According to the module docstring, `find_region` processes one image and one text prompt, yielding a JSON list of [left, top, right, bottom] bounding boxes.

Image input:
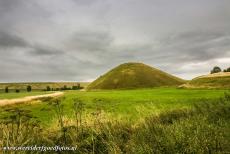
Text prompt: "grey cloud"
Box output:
[[68, 30, 113, 51], [0, 0, 229, 82], [72, 0, 98, 5], [156, 30, 230, 62], [29, 45, 64, 56], [163, 31, 229, 46], [0, 31, 63, 57], [0, 31, 28, 48]]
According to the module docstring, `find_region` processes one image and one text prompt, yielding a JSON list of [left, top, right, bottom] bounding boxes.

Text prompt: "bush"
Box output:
[[27, 85, 32, 92], [15, 89, 20, 93], [227, 67, 230, 72], [72, 83, 82, 90], [5, 87, 9, 93], [46, 86, 51, 91], [224, 67, 230, 72], [211, 66, 221, 74], [61, 85, 71, 91]]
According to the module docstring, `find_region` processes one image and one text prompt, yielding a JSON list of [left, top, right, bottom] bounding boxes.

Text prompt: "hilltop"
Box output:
[[87, 62, 185, 90]]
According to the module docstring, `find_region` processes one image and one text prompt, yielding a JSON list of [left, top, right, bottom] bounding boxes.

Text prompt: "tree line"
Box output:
[[4, 84, 82, 93], [46, 83, 82, 91], [210, 66, 230, 74]]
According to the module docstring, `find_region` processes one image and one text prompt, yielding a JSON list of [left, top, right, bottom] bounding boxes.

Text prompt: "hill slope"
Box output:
[[87, 62, 185, 90], [182, 72, 230, 89]]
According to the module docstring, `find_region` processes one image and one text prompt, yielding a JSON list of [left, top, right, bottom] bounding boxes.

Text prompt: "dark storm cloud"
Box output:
[[0, 31, 28, 48], [29, 45, 64, 56], [156, 30, 230, 62], [0, 31, 63, 57], [0, 0, 229, 82]]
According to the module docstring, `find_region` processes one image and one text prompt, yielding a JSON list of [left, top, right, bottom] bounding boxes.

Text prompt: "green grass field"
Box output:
[[0, 88, 228, 126], [0, 87, 230, 153]]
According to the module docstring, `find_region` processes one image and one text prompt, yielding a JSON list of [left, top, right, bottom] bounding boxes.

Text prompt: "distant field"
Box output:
[[0, 91, 53, 99], [0, 82, 90, 91], [0, 88, 227, 126]]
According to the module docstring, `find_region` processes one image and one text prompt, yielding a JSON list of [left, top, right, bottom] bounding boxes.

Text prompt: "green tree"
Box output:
[[16, 89, 20, 93], [27, 85, 32, 92], [72, 86, 77, 90], [72, 83, 81, 90], [46, 86, 51, 91], [5, 87, 9, 93], [227, 67, 230, 72], [211, 66, 221, 74], [77, 83, 81, 89]]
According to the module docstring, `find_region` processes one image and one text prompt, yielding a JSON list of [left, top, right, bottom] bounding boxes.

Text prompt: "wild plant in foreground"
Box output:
[[0, 108, 45, 149], [0, 94, 230, 153], [73, 98, 84, 133], [52, 98, 69, 145]]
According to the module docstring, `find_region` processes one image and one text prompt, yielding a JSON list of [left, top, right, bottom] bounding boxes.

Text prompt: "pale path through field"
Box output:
[[0, 92, 64, 106]]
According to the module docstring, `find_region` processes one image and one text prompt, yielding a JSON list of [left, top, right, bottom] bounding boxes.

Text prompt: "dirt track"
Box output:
[[0, 92, 64, 106]]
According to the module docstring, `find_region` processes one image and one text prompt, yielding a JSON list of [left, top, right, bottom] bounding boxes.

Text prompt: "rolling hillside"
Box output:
[[87, 62, 185, 90], [182, 72, 230, 89]]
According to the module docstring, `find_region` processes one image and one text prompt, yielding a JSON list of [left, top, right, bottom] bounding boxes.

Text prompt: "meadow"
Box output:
[[0, 88, 230, 153], [0, 88, 228, 125]]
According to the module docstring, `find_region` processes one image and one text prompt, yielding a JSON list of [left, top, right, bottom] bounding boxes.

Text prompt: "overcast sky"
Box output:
[[0, 0, 230, 82]]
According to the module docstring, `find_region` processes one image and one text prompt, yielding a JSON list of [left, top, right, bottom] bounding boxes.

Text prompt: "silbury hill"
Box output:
[[87, 62, 185, 90]]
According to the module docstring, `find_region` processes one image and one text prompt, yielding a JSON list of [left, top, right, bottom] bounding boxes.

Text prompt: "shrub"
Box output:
[[61, 85, 71, 90], [46, 86, 51, 91], [5, 87, 9, 93], [211, 66, 221, 74], [15, 89, 20, 93], [228, 67, 230, 72], [27, 85, 32, 92], [72, 83, 82, 90], [225, 67, 230, 72]]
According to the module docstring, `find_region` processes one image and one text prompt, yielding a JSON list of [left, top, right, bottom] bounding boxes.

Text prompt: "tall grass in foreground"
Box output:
[[1, 93, 230, 154]]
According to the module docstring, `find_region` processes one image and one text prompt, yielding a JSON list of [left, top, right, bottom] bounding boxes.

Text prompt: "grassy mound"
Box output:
[[87, 62, 185, 90], [183, 72, 230, 89]]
